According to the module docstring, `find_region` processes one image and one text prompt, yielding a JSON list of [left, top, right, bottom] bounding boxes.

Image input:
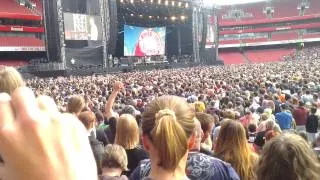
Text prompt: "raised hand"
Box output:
[[0, 87, 97, 180]]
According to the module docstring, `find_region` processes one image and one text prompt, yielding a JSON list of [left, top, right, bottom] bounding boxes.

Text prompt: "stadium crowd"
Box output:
[[1, 57, 320, 180]]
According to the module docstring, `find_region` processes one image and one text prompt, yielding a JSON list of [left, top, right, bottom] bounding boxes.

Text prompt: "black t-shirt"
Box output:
[[306, 114, 319, 133], [124, 146, 148, 177]]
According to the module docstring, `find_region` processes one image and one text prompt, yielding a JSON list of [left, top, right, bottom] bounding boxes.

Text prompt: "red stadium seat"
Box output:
[[245, 49, 295, 63], [219, 52, 246, 65], [0, 0, 34, 15], [29, 0, 43, 15], [304, 0, 320, 15], [271, 32, 298, 41], [272, 0, 300, 18], [0, 60, 28, 67], [0, 36, 44, 47], [303, 33, 320, 39]]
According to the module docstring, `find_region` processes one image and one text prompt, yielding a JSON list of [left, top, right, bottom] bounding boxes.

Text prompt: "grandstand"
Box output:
[[218, 0, 320, 65], [0, 0, 45, 67]]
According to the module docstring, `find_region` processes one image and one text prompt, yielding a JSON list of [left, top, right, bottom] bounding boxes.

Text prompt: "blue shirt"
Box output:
[[129, 151, 240, 180], [275, 111, 293, 130]]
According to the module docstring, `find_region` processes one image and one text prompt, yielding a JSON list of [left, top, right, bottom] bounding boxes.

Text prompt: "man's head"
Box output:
[[101, 144, 128, 173], [67, 95, 85, 116], [195, 112, 215, 142]]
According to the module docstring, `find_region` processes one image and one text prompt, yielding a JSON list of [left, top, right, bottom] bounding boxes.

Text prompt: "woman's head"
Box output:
[[257, 133, 320, 180], [78, 111, 96, 130], [0, 66, 24, 94], [115, 114, 139, 149], [67, 95, 85, 116], [142, 96, 195, 171], [215, 119, 257, 180]]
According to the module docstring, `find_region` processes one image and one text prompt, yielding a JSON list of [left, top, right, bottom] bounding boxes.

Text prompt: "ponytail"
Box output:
[[151, 109, 188, 170]]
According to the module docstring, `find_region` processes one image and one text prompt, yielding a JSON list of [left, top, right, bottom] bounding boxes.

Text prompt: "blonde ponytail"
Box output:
[[142, 96, 195, 171], [152, 109, 188, 170]]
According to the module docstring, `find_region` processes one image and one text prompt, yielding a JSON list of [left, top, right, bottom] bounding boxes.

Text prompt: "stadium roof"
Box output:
[[206, 0, 267, 6]]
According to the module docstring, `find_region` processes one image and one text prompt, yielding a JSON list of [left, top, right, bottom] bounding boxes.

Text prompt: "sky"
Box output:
[[203, 0, 267, 6]]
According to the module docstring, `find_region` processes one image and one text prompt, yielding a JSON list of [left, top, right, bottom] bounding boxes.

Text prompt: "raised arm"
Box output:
[[104, 81, 124, 119]]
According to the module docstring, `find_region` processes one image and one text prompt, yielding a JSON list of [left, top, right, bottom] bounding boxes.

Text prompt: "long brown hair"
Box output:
[[214, 119, 257, 180], [142, 96, 195, 171], [256, 133, 320, 180]]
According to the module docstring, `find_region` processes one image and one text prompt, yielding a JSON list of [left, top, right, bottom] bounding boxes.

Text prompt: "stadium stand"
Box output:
[[304, 0, 320, 15], [0, 36, 44, 47], [0, 60, 28, 67], [303, 33, 320, 39], [29, 0, 43, 15], [271, 31, 299, 41], [0, 0, 40, 20], [219, 52, 246, 65], [245, 49, 295, 63], [272, 0, 300, 18]]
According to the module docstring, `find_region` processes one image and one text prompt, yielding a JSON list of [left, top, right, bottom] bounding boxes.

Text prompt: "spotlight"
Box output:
[[158, 0, 161, 4], [165, 0, 168, 6], [171, 16, 176, 21], [149, 15, 152, 19], [178, 2, 182, 7], [181, 15, 185, 20], [120, 0, 124, 3], [139, 14, 143, 17], [141, 0, 144, 1], [130, 0, 134, 3], [185, 3, 189, 8], [164, 17, 168, 20], [130, 13, 134, 16], [171, 1, 175, 6], [150, 0, 153, 3]]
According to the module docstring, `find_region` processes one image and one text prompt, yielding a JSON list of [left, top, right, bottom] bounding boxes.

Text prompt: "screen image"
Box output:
[[124, 25, 166, 56], [64, 13, 102, 41]]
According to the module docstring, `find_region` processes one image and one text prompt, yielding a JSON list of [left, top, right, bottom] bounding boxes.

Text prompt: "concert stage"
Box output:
[[23, 60, 224, 78]]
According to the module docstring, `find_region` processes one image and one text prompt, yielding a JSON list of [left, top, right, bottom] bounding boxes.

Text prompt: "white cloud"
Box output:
[[204, 0, 267, 6]]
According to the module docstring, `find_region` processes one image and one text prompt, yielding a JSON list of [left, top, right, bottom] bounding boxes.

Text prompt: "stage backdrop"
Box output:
[[124, 25, 166, 57]]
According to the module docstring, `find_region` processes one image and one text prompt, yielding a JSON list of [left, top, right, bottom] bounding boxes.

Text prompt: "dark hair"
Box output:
[[311, 106, 317, 114], [248, 123, 257, 133], [299, 100, 305, 107], [195, 112, 215, 133]]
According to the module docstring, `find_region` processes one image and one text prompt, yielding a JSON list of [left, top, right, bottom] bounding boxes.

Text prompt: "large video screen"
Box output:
[[64, 13, 102, 41], [124, 25, 166, 56]]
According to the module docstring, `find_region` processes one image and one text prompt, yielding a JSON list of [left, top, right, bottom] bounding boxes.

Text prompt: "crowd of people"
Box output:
[[1, 57, 320, 180], [282, 46, 320, 62]]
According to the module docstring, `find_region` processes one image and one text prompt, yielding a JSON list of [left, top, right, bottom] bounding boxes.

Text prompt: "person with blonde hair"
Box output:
[[214, 120, 258, 180], [256, 133, 320, 180], [0, 66, 24, 94], [68, 95, 85, 116], [100, 144, 129, 180], [141, 95, 195, 180], [115, 114, 147, 176], [130, 117, 240, 180]]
